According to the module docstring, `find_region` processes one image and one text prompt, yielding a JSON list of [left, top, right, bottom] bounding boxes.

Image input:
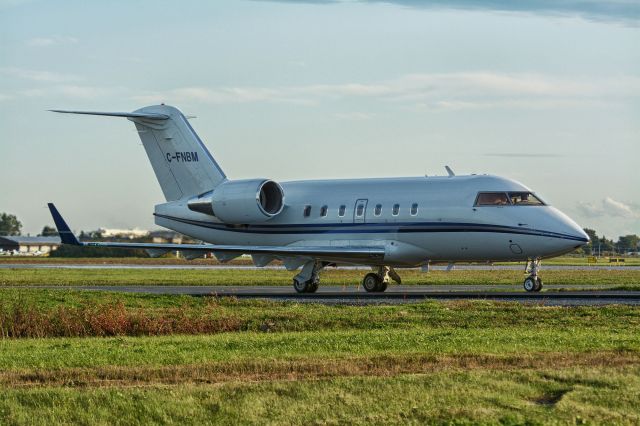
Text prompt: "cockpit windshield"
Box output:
[[475, 192, 545, 206], [508, 192, 545, 206], [475, 192, 510, 206]]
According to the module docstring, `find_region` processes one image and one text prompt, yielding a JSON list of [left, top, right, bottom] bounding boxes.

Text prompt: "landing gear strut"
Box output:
[[292, 261, 326, 293], [523, 258, 543, 292], [362, 266, 401, 293]]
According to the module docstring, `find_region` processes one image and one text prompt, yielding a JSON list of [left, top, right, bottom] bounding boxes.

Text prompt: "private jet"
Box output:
[[48, 104, 589, 293]]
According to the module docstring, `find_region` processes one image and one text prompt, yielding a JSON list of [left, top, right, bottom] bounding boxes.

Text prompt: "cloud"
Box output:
[[15, 84, 122, 100], [130, 72, 640, 110], [0, 67, 81, 82], [256, 0, 640, 26], [577, 197, 640, 219], [26, 35, 78, 47]]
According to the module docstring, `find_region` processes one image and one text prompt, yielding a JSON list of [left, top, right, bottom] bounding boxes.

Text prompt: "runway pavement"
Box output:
[[10, 285, 640, 306]]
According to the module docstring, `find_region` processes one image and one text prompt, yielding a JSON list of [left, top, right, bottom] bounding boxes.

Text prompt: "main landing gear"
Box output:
[[292, 261, 326, 293], [523, 258, 543, 292], [362, 266, 401, 293], [292, 263, 401, 294]]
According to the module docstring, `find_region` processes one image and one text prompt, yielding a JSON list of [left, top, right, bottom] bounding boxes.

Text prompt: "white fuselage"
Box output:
[[154, 174, 588, 267]]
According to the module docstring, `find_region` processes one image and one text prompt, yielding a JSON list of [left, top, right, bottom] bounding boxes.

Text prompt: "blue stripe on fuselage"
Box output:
[[153, 213, 589, 242]]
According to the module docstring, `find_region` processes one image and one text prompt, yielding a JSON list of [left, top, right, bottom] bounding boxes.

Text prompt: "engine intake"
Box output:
[[188, 179, 284, 224]]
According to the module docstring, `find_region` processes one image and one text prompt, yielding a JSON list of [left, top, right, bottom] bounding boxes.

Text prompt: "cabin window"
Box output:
[[374, 204, 382, 216], [338, 205, 346, 217], [320, 205, 328, 217], [356, 204, 365, 217], [303, 205, 312, 217], [392, 204, 400, 216], [475, 192, 510, 206], [508, 192, 545, 206], [410, 203, 418, 215]]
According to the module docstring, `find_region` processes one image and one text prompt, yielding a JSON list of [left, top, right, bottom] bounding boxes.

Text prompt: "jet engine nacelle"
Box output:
[[188, 179, 284, 224]]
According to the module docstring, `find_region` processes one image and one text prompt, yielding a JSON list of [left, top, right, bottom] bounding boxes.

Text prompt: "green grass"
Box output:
[[1, 326, 638, 370], [1, 268, 639, 424], [2, 368, 638, 425], [2, 288, 640, 334], [0, 294, 639, 369], [2, 267, 640, 288]]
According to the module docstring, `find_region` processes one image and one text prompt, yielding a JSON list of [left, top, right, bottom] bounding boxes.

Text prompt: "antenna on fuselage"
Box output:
[[445, 165, 455, 177]]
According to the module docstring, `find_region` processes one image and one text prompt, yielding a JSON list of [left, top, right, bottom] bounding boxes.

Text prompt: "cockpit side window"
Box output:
[[509, 192, 545, 206], [475, 192, 510, 206]]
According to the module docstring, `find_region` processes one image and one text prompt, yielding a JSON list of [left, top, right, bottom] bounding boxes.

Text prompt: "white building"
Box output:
[[0, 236, 61, 254]]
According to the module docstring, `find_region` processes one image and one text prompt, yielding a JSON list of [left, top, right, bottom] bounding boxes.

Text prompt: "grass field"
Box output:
[[0, 285, 639, 423], [1, 264, 639, 424], [2, 267, 640, 290]]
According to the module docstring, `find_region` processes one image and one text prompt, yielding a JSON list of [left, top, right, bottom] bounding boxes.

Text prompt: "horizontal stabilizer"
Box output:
[[49, 110, 169, 120]]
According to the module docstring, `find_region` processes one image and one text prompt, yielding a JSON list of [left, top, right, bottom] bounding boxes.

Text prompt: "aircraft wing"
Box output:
[[47, 203, 385, 264]]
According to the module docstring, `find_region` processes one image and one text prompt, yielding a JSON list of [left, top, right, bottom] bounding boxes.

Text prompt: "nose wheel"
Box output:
[[523, 259, 543, 292]]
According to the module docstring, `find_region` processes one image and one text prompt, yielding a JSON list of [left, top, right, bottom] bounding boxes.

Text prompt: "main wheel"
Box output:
[[293, 278, 318, 293], [307, 282, 319, 293], [523, 276, 536, 292], [363, 273, 383, 292]]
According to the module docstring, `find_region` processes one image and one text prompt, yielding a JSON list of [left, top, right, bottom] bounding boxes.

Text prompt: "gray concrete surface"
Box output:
[[8, 285, 640, 306]]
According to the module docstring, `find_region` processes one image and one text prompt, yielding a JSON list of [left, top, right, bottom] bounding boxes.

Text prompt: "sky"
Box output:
[[0, 0, 638, 238]]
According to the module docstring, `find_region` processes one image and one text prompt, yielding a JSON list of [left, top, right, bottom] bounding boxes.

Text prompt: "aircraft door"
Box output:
[[354, 199, 368, 223]]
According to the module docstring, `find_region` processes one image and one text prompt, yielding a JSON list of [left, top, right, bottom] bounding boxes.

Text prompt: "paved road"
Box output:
[[1, 264, 638, 271], [10, 285, 640, 306]]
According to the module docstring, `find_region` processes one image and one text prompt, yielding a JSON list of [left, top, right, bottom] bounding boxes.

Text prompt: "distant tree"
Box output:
[[0, 213, 22, 236], [582, 228, 598, 255], [39, 225, 58, 237], [599, 235, 615, 254], [616, 234, 640, 253]]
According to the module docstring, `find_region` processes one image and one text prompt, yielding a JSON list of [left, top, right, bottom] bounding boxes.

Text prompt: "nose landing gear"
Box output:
[[523, 258, 543, 292]]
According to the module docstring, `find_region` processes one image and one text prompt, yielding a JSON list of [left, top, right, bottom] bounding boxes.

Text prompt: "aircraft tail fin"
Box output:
[[51, 105, 226, 201], [47, 203, 80, 245]]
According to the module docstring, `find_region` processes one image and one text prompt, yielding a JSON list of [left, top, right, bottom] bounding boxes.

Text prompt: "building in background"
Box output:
[[149, 230, 184, 244], [0, 236, 61, 255], [92, 228, 150, 239]]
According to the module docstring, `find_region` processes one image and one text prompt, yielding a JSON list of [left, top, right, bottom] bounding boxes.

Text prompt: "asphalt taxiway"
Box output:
[[10, 285, 640, 306]]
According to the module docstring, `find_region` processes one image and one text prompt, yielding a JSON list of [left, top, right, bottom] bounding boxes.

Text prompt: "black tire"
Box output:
[[293, 278, 309, 293], [377, 281, 388, 292], [293, 278, 319, 293], [534, 277, 543, 292], [363, 273, 382, 292], [523, 277, 536, 292]]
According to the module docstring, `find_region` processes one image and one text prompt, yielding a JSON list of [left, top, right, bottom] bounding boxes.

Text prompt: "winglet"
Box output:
[[47, 203, 81, 245], [445, 165, 455, 177]]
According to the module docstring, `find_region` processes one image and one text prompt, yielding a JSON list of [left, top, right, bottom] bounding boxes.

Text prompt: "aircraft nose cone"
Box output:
[[579, 227, 590, 243], [560, 213, 589, 245], [571, 225, 590, 244]]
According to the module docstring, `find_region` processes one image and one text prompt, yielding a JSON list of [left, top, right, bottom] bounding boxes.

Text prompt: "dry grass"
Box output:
[[0, 300, 242, 338]]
